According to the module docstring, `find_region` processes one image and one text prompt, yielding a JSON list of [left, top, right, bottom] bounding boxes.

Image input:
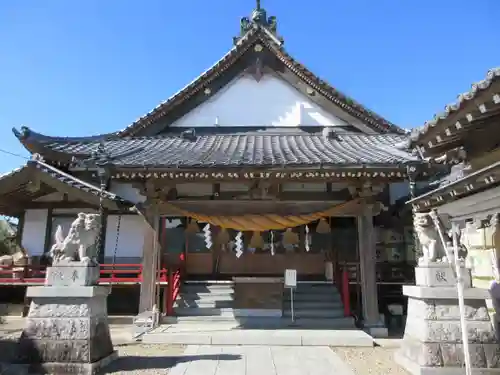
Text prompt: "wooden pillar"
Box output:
[[357, 203, 388, 336], [98, 209, 108, 264], [138, 201, 160, 313]]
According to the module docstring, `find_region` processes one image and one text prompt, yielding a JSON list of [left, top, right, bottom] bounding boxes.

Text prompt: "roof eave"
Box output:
[[408, 159, 500, 209], [12, 126, 112, 163], [410, 67, 500, 149]]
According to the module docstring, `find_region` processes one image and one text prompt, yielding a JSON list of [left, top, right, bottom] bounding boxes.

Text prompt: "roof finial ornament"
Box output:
[[233, 0, 283, 45]]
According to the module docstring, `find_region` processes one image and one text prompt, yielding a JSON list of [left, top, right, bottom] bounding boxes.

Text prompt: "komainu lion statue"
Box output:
[[49, 213, 101, 265], [414, 212, 448, 265]]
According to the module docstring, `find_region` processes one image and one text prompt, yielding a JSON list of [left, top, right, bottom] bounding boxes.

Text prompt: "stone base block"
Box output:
[[16, 285, 116, 372], [26, 285, 111, 299], [365, 326, 389, 338], [45, 264, 99, 287], [403, 285, 491, 300], [398, 278, 500, 375], [415, 264, 471, 288], [397, 337, 500, 368], [8, 351, 117, 375], [395, 351, 500, 375]]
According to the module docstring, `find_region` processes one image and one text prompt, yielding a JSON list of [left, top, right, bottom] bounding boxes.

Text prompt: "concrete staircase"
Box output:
[[164, 281, 355, 329], [283, 282, 356, 329], [169, 282, 237, 321], [144, 281, 370, 346]]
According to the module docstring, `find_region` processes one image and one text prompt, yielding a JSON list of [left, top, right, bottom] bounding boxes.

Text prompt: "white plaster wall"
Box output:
[[109, 182, 146, 204], [22, 209, 48, 256], [171, 73, 355, 129], [104, 215, 145, 259]]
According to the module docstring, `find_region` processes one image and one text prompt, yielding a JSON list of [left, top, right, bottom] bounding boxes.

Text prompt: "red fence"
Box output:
[[165, 268, 182, 315], [0, 264, 168, 285]]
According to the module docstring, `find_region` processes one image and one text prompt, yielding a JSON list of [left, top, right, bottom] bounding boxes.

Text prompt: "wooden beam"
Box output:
[[34, 171, 120, 210], [157, 200, 364, 217], [138, 200, 160, 313], [43, 208, 54, 254], [173, 190, 352, 202], [16, 212, 25, 246], [112, 170, 409, 185]]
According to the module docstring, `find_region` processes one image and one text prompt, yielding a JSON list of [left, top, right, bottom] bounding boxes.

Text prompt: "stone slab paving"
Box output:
[[143, 323, 373, 347], [169, 344, 355, 375]]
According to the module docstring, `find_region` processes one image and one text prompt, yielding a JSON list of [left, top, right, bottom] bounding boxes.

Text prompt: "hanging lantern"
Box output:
[[283, 228, 299, 246], [186, 219, 199, 234], [316, 218, 330, 234], [249, 231, 264, 249]]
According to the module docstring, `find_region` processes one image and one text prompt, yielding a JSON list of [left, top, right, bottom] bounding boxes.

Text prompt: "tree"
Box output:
[[0, 219, 17, 256]]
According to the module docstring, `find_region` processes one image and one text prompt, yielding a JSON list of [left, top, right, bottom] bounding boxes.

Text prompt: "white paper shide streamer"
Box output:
[[235, 231, 243, 258]]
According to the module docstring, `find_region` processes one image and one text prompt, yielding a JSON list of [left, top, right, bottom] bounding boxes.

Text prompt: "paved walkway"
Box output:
[[169, 345, 355, 375], [144, 323, 373, 346]]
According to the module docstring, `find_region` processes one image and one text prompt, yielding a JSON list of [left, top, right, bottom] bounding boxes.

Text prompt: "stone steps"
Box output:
[[283, 301, 343, 309], [175, 293, 235, 301], [161, 315, 356, 329], [173, 282, 236, 317], [284, 292, 341, 302], [174, 300, 234, 309], [180, 284, 235, 293], [282, 282, 349, 327], [283, 308, 345, 319], [171, 281, 353, 330], [174, 307, 238, 317]]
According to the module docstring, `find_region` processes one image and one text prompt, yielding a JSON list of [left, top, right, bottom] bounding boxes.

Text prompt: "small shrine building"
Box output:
[[409, 67, 500, 290]]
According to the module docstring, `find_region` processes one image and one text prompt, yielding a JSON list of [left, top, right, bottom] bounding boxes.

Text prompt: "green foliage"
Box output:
[[0, 220, 17, 255]]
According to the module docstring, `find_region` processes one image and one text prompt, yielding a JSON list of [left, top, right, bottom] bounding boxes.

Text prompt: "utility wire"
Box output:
[[0, 148, 30, 160]]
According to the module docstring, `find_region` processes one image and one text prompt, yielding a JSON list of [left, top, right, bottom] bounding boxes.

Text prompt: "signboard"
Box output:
[[284, 269, 297, 288]]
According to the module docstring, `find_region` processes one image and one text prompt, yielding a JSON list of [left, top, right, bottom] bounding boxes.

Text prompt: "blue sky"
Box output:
[[0, 0, 499, 174]]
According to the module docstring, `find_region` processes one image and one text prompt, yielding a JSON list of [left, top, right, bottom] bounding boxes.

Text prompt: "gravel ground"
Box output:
[[332, 346, 410, 375], [99, 343, 186, 374], [0, 325, 186, 375]]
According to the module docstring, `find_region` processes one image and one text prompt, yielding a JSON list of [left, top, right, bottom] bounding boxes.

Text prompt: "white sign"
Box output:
[[285, 269, 297, 288]]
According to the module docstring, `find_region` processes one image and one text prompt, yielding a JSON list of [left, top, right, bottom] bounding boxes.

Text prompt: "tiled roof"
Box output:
[[411, 67, 500, 144], [428, 164, 469, 189], [0, 165, 28, 181], [408, 160, 500, 210], [0, 159, 133, 215], [116, 24, 405, 136], [29, 159, 130, 204], [21, 128, 418, 168]]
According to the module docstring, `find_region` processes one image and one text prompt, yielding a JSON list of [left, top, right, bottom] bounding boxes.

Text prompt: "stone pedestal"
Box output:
[[395, 263, 500, 375], [14, 263, 117, 374]]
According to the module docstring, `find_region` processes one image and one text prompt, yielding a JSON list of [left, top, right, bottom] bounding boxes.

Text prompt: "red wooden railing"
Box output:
[[335, 263, 351, 317], [0, 264, 46, 284], [0, 264, 168, 284], [165, 268, 182, 316]]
